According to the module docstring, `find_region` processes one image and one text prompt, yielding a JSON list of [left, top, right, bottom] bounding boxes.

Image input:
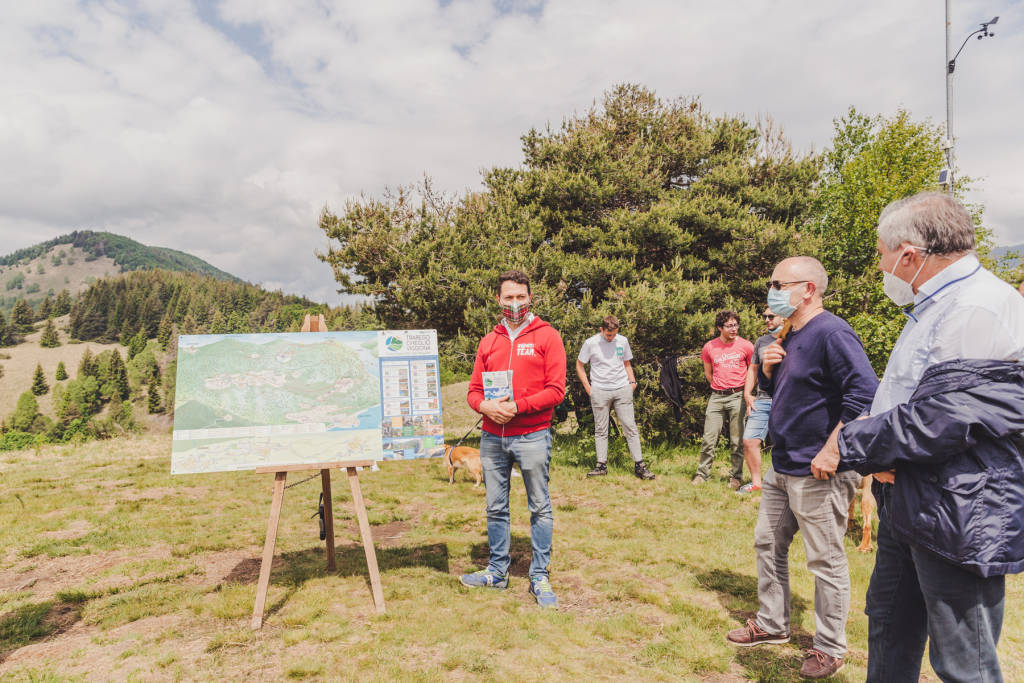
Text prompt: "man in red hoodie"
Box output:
[[462, 270, 567, 608]]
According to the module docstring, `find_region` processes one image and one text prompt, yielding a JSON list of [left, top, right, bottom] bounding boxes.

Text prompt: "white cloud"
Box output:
[[1, 0, 1021, 306]]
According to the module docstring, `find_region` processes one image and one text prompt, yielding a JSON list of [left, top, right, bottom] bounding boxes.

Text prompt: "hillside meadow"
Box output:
[[0, 247, 119, 316], [0, 317, 123, 419], [2, 423, 1021, 681]]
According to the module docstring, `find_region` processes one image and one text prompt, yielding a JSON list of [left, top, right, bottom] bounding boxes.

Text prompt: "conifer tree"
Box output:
[[0, 311, 10, 346], [31, 363, 49, 396], [56, 361, 68, 381], [119, 317, 135, 345], [11, 299, 34, 331], [147, 375, 163, 413], [209, 309, 227, 334], [39, 319, 60, 348], [128, 329, 147, 360], [54, 289, 72, 316], [157, 314, 173, 350], [78, 347, 97, 378], [108, 350, 130, 401], [39, 295, 53, 319]]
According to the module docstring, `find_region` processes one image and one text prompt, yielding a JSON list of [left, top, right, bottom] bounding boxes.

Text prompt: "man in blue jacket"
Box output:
[[835, 192, 1024, 682], [726, 256, 878, 679]]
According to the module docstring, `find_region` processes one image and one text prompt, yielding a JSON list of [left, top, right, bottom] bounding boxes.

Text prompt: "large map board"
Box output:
[[171, 330, 445, 474]]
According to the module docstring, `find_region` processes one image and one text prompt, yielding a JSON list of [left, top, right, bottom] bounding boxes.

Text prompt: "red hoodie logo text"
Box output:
[[517, 343, 535, 356]]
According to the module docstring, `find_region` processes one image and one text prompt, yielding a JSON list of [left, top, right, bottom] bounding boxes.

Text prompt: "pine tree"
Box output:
[[78, 347, 97, 378], [108, 350, 130, 401], [0, 311, 10, 346], [119, 317, 135, 345], [11, 299, 34, 331], [39, 319, 60, 348], [209, 310, 226, 334], [128, 329, 147, 361], [31, 363, 49, 396], [39, 296, 53, 320], [54, 289, 72, 316], [147, 375, 163, 413], [157, 314, 173, 350], [56, 361, 68, 381]]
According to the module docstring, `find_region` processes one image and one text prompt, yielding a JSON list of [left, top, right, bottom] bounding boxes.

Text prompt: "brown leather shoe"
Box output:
[[799, 649, 844, 678], [726, 619, 790, 646]]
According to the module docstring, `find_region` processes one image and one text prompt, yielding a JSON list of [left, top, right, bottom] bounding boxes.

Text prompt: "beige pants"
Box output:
[[753, 467, 860, 658]]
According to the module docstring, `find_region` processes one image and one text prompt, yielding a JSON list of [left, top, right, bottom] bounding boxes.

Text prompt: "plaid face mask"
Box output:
[[501, 300, 531, 326]]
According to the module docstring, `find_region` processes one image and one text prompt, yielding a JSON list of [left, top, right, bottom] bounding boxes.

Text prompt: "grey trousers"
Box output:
[[697, 390, 745, 480], [590, 385, 643, 463], [753, 467, 860, 658]]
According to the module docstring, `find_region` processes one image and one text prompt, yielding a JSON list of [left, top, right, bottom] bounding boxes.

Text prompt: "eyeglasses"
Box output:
[[722, 323, 739, 329], [763, 314, 778, 321], [766, 279, 809, 291]]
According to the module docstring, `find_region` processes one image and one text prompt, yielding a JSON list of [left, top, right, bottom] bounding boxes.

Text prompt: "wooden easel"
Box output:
[[249, 314, 385, 630]]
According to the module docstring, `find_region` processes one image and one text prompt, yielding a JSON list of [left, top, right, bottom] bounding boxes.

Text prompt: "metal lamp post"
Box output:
[[943, 5, 998, 195]]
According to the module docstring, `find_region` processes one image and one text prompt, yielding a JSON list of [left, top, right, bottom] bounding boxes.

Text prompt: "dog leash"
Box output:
[[450, 417, 483, 450]]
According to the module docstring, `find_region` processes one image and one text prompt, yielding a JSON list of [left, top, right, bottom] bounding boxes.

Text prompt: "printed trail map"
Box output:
[[171, 332, 382, 474]]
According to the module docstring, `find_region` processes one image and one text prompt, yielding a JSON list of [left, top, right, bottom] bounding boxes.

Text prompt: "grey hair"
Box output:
[[877, 192, 975, 254]]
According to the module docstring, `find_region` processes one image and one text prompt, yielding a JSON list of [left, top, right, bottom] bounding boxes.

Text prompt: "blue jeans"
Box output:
[[866, 484, 1005, 682], [480, 429, 553, 579]]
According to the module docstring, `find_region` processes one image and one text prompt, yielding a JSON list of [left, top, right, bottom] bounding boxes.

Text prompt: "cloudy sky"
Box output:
[[2, 1, 1020, 304]]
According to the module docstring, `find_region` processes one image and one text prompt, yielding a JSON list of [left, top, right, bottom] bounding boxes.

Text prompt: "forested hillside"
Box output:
[[0, 231, 241, 318], [68, 269, 378, 344], [0, 231, 239, 281]]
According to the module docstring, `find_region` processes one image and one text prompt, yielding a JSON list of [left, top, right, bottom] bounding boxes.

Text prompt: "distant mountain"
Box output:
[[0, 231, 241, 314]]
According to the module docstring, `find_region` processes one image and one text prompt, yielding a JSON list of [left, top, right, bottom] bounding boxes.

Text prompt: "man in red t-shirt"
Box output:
[[694, 310, 754, 487]]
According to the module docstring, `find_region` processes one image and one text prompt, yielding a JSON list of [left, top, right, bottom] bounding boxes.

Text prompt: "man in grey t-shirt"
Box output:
[[576, 316, 654, 480], [738, 307, 783, 494]]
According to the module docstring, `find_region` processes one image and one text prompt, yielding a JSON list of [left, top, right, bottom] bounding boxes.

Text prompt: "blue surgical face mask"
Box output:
[[769, 324, 783, 335], [766, 286, 799, 318]]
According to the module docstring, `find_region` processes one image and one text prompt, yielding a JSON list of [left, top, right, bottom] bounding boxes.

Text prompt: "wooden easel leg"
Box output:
[[251, 471, 287, 630], [347, 467, 386, 614], [321, 469, 336, 571]]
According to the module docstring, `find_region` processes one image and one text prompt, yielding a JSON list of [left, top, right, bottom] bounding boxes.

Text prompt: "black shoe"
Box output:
[[587, 463, 608, 477], [634, 461, 655, 480]]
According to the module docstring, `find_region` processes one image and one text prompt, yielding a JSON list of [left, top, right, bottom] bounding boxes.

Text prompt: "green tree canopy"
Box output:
[[804, 107, 992, 372], [11, 392, 40, 432], [319, 84, 820, 435]]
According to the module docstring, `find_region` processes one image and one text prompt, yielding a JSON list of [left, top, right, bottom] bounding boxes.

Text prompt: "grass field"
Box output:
[[1, 429, 1021, 681]]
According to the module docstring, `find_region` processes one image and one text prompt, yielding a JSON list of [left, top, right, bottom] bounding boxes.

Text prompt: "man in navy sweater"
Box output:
[[726, 256, 878, 679]]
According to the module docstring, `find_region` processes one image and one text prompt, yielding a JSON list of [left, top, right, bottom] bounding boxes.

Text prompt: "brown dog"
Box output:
[[848, 474, 877, 552], [444, 445, 483, 487]]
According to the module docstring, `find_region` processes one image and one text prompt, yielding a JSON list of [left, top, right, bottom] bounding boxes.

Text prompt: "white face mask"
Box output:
[[882, 245, 929, 307]]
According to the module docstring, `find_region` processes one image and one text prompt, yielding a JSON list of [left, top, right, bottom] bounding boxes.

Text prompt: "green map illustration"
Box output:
[[171, 332, 383, 473]]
